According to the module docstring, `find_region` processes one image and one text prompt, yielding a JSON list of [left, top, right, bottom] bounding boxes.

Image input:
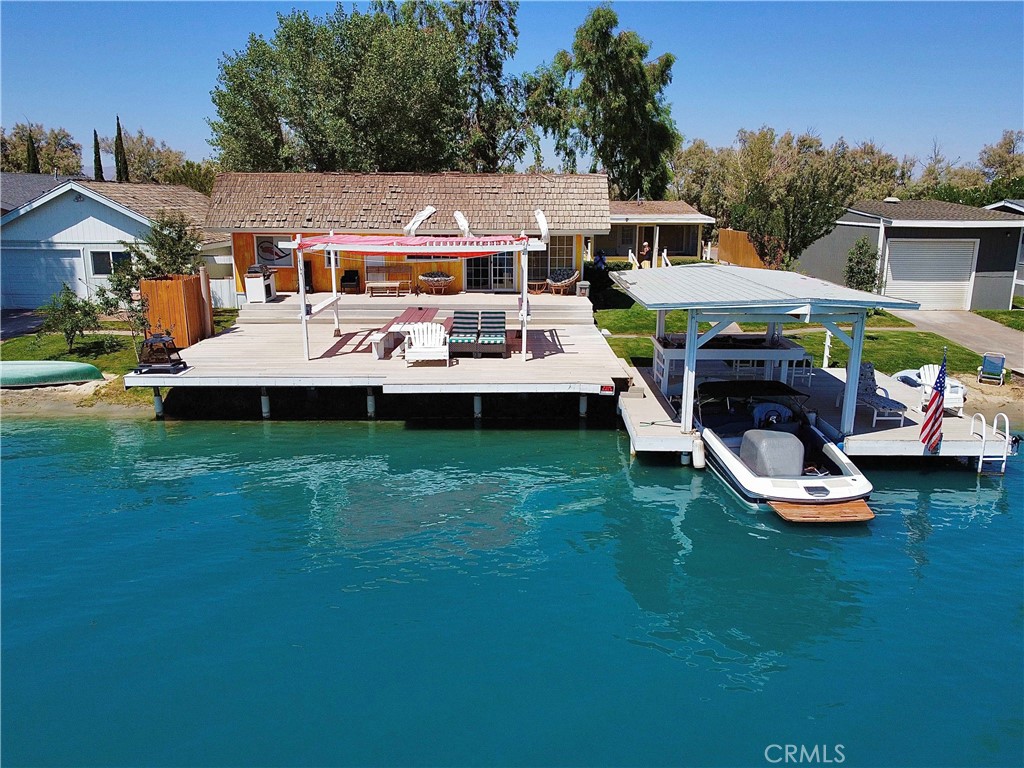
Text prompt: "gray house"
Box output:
[[797, 199, 1024, 310]]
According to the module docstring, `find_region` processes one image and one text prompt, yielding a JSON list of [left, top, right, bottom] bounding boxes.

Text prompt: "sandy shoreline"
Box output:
[[2, 375, 1021, 430]]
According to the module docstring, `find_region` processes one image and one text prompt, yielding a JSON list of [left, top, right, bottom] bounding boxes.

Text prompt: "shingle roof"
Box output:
[[78, 181, 221, 243], [609, 199, 715, 224], [849, 199, 1024, 223], [1, 172, 86, 213], [206, 172, 611, 234]]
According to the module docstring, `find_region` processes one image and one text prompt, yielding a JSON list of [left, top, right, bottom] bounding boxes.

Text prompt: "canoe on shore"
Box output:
[[0, 361, 104, 388]]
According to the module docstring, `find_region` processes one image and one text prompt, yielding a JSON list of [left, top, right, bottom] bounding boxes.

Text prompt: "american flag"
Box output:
[[920, 350, 947, 453]]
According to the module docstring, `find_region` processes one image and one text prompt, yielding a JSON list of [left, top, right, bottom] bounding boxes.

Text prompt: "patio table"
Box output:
[[369, 307, 439, 359]]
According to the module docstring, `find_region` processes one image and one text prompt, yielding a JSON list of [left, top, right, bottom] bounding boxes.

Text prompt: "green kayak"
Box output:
[[0, 361, 105, 388]]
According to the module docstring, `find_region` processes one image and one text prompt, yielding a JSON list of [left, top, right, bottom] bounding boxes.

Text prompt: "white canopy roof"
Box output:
[[611, 263, 920, 313]]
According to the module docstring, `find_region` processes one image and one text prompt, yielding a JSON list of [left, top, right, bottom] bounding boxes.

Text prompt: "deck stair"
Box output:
[[236, 292, 596, 327], [970, 413, 1015, 474]]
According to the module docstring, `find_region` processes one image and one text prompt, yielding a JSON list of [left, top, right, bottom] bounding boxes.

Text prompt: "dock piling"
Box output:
[[260, 387, 270, 419], [152, 387, 164, 419], [366, 387, 376, 419]]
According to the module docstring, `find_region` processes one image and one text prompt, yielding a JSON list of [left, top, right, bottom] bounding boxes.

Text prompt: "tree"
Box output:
[[668, 138, 731, 237], [729, 128, 855, 270], [844, 236, 879, 293], [0, 122, 82, 175], [114, 116, 129, 182], [848, 141, 914, 201], [162, 160, 219, 196], [979, 129, 1024, 182], [37, 284, 100, 353], [526, 5, 678, 199], [26, 131, 40, 174], [101, 125, 185, 183], [93, 130, 105, 181]]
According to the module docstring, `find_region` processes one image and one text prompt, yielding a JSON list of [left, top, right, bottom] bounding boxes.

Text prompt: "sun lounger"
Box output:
[[476, 311, 509, 358], [838, 362, 907, 427], [449, 310, 479, 357]]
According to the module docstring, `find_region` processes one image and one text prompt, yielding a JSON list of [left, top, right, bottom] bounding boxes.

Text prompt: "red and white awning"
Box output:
[[294, 233, 529, 257]]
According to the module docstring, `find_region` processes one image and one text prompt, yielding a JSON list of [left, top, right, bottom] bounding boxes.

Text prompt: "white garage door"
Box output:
[[1, 249, 86, 309], [884, 239, 977, 310]]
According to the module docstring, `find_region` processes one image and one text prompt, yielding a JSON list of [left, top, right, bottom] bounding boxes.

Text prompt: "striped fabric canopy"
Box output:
[[294, 234, 529, 257]]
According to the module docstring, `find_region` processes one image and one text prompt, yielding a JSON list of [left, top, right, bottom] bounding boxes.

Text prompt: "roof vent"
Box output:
[[883, 196, 901, 203]]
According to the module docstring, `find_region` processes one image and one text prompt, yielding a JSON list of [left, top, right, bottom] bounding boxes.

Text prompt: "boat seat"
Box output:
[[740, 429, 804, 477]]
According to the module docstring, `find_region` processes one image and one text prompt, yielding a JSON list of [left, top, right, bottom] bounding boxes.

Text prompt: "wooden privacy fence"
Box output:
[[140, 274, 211, 348], [717, 228, 764, 269]]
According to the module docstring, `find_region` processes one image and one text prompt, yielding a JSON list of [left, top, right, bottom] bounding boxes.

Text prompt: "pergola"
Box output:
[[611, 263, 919, 436], [283, 231, 538, 360]]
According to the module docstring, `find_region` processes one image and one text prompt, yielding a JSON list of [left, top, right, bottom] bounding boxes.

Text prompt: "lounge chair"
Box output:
[[546, 269, 580, 295], [977, 352, 1006, 385], [476, 311, 509, 358], [449, 310, 479, 357], [918, 364, 966, 416], [837, 362, 907, 427], [402, 322, 449, 367]]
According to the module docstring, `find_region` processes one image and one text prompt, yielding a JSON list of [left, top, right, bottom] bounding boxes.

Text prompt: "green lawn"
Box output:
[[973, 308, 1024, 332], [737, 310, 913, 333], [595, 305, 711, 335]]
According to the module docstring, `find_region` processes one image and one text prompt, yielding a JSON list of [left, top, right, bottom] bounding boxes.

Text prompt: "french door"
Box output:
[[466, 253, 516, 291]]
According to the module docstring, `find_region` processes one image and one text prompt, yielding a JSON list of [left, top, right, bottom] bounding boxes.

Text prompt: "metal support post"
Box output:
[[473, 394, 483, 419], [260, 387, 270, 419], [152, 387, 164, 419], [367, 387, 376, 419], [579, 394, 588, 418]]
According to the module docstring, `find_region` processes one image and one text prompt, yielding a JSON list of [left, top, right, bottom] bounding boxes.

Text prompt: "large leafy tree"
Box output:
[[0, 122, 82, 175], [162, 160, 219, 196], [526, 4, 678, 199], [848, 141, 914, 201], [668, 138, 732, 236], [208, 2, 519, 173], [978, 129, 1024, 182], [101, 124, 185, 183], [729, 128, 855, 270]]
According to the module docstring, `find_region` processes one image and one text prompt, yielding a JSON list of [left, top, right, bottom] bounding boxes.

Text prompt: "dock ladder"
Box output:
[[969, 413, 1016, 474]]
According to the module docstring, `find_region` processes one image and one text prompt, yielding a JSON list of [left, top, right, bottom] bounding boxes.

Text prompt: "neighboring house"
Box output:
[[0, 180, 233, 309], [796, 199, 1024, 310], [206, 172, 611, 296], [985, 200, 1024, 296], [594, 200, 715, 261], [1, 172, 87, 215]]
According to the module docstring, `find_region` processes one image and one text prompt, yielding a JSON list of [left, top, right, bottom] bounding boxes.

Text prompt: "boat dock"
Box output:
[[618, 363, 1015, 469], [123, 292, 631, 418]]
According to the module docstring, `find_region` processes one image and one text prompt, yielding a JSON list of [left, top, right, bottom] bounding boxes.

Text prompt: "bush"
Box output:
[[845, 236, 880, 292], [37, 284, 101, 353]]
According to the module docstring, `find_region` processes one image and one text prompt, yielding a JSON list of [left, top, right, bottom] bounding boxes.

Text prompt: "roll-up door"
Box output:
[[884, 239, 977, 310], [1, 249, 85, 309]]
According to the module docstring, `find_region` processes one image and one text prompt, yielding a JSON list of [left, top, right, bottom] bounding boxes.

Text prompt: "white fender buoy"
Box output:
[[692, 438, 706, 470]]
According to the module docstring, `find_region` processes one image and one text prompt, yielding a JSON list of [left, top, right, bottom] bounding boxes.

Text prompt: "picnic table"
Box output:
[[368, 307, 440, 359]]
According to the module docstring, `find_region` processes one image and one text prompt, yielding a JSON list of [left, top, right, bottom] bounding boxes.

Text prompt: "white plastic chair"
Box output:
[[918, 364, 965, 416], [402, 322, 449, 367]]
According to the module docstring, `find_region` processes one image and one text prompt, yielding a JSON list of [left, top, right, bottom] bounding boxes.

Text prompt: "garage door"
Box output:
[[1, 249, 85, 309], [884, 239, 977, 310]]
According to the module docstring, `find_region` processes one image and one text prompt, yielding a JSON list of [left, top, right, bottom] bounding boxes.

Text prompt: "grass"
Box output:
[[973, 307, 1024, 332], [605, 336, 654, 367], [737, 310, 914, 332], [595, 305, 711, 335], [796, 331, 981, 375]]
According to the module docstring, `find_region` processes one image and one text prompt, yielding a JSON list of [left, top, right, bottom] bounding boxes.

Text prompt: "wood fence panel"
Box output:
[[140, 274, 207, 348], [718, 228, 764, 269]]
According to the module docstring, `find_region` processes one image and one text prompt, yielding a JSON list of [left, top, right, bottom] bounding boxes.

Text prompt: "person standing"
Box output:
[[639, 241, 652, 267]]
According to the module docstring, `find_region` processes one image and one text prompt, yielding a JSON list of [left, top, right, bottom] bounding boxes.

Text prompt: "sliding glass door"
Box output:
[[466, 253, 516, 291]]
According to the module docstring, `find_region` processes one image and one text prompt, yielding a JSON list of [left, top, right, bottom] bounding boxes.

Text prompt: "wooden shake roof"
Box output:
[[206, 172, 611, 234]]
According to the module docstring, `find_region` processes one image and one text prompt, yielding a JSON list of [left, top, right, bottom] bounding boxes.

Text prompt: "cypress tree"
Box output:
[[93, 129, 105, 181], [114, 116, 129, 182], [26, 131, 41, 174]]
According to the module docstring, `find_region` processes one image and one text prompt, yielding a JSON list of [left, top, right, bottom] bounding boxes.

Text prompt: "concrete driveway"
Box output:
[[890, 310, 1023, 375]]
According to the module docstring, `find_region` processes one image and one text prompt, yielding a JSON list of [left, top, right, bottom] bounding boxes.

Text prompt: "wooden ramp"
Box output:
[[768, 499, 875, 524]]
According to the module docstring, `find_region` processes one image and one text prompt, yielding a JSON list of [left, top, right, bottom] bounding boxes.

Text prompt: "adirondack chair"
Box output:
[[476, 311, 509, 358], [837, 363, 907, 427], [448, 310, 479, 357], [402, 322, 449, 366], [918, 364, 966, 416], [977, 352, 1006, 385]]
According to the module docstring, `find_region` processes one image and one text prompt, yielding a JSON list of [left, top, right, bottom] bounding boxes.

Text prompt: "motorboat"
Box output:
[[694, 380, 874, 523]]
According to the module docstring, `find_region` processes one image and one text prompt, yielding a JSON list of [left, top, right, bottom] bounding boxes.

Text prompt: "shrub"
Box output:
[[37, 284, 101, 353], [844, 236, 880, 292]]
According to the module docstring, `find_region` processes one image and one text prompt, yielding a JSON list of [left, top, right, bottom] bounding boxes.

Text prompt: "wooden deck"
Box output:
[[768, 499, 875, 523]]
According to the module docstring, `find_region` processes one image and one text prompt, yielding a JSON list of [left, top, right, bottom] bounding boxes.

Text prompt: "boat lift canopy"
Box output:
[[283, 232, 535, 361], [611, 263, 920, 436]]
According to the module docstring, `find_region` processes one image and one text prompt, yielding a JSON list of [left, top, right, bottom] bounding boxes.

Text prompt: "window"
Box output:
[[91, 250, 129, 276], [620, 227, 635, 246], [527, 236, 575, 280]]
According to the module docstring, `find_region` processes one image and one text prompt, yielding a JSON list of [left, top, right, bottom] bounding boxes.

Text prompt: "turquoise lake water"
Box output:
[[2, 419, 1021, 767]]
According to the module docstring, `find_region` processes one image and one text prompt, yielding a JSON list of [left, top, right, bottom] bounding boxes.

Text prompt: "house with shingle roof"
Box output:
[[0, 172, 88, 215], [206, 171, 611, 296], [0, 180, 232, 309], [594, 200, 715, 263], [796, 198, 1024, 310]]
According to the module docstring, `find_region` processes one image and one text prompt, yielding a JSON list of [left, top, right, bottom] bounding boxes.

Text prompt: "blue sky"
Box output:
[[2, 1, 1021, 176]]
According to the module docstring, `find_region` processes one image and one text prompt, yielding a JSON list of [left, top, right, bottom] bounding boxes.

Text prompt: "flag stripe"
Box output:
[[920, 353, 946, 453]]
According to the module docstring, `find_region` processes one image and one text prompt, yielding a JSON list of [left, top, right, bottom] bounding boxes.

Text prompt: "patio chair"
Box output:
[[546, 269, 580, 295], [449, 310, 479, 357], [918, 364, 965, 416], [845, 362, 907, 427], [476, 311, 509, 358], [977, 352, 1006, 385], [402, 322, 449, 367], [339, 270, 360, 294]]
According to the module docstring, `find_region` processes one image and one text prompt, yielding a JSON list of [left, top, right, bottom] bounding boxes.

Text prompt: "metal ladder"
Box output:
[[969, 412, 1015, 474]]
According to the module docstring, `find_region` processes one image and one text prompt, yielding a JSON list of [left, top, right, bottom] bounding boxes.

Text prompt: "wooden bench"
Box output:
[[366, 280, 401, 297], [365, 265, 412, 296]]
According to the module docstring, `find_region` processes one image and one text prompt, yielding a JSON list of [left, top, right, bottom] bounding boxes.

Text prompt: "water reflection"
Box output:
[[606, 448, 867, 690]]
